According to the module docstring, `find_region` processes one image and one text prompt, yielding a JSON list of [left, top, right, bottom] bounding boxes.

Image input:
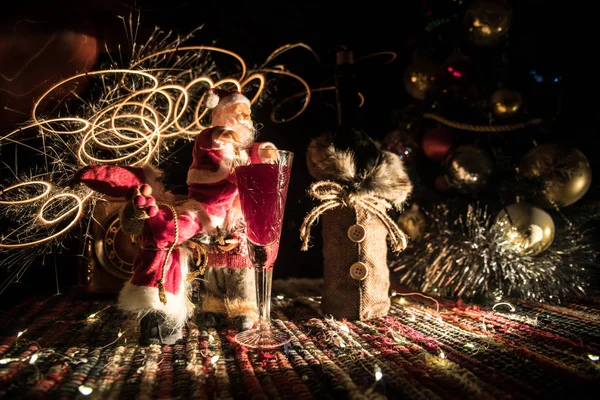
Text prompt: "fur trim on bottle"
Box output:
[[306, 133, 413, 208]]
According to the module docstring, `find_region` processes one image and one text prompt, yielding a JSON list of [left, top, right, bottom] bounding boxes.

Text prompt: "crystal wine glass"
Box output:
[[234, 148, 293, 349]]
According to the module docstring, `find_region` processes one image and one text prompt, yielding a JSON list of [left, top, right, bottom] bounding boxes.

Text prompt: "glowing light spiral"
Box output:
[[0, 23, 321, 287]]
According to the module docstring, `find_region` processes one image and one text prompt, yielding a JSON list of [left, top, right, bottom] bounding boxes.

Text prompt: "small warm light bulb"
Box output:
[[492, 302, 515, 312], [439, 351, 446, 359], [465, 343, 475, 349], [29, 353, 39, 364], [276, 295, 284, 300], [210, 355, 220, 364], [17, 330, 26, 338], [588, 354, 599, 361], [117, 332, 123, 338], [88, 313, 97, 319], [374, 365, 383, 381], [398, 297, 406, 305], [0, 358, 17, 365], [78, 385, 94, 395]]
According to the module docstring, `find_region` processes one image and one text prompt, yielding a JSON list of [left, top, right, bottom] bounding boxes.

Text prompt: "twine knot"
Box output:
[[299, 180, 409, 252]]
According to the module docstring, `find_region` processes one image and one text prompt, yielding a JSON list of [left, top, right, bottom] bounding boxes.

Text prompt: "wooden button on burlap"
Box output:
[[347, 224, 366, 243], [349, 262, 369, 280]]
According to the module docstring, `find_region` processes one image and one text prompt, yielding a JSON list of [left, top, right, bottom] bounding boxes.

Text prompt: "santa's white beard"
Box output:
[[224, 120, 256, 148]]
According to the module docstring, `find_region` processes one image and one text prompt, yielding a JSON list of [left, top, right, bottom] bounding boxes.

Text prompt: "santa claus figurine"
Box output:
[[185, 88, 276, 331], [73, 88, 276, 345]]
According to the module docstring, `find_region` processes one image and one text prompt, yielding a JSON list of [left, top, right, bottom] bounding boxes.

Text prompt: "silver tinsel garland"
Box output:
[[390, 203, 598, 303]]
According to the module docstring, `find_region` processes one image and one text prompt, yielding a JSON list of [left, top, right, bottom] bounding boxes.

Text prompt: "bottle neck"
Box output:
[[334, 49, 362, 130]]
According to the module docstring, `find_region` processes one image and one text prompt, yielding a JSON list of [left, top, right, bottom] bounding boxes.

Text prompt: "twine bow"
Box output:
[[299, 181, 409, 252]]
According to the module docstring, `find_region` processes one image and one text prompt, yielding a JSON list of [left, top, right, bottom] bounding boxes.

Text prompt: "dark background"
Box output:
[[0, 1, 595, 305]]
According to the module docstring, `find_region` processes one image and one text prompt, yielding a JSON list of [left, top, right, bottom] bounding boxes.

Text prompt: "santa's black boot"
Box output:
[[140, 313, 183, 345], [232, 315, 255, 331], [157, 315, 183, 345], [139, 314, 161, 346], [199, 312, 221, 328]]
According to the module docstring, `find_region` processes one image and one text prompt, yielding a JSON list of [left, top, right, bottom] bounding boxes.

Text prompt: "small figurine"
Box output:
[[74, 88, 275, 344], [187, 88, 276, 331]]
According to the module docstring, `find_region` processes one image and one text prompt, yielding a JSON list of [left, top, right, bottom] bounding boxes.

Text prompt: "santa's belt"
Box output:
[[138, 243, 247, 274], [139, 243, 244, 256], [139, 245, 183, 251]]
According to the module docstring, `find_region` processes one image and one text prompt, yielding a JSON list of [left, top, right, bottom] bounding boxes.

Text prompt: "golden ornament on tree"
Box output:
[[404, 57, 440, 100], [495, 203, 555, 256], [490, 88, 523, 118], [464, 0, 512, 46], [444, 145, 494, 193], [520, 144, 592, 208], [397, 204, 427, 241]]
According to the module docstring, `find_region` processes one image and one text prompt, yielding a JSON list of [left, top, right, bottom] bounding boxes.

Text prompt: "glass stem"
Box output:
[[255, 265, 272, 331]]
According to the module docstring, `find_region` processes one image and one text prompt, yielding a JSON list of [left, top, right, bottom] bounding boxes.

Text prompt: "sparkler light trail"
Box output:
[[0, 22, 320, 293]]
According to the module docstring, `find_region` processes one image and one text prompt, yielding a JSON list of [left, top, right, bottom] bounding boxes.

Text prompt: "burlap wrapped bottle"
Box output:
[[302, 134, 412, 321]]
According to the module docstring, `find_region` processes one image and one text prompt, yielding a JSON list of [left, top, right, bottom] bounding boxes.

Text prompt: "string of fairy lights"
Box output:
[[1, 291, 598, 396]]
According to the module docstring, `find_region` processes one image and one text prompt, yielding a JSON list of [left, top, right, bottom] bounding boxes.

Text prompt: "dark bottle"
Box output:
[[332, 47, 381, 175], [334, 48, 361, 130]]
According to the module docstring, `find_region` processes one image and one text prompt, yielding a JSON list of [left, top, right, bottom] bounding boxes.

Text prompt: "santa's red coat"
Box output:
[[130, 207, 202, 295]]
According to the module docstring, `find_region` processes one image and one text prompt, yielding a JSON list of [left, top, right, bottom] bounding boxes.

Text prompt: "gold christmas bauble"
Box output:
[[404, 59, 439, 100], [495, 203, 555, 256], [520, 144, 592, 208], [397, 204, 427, 241], [444, 145, 494, 193], [464, 0, 512, 46], [490, 88, 523, 118]]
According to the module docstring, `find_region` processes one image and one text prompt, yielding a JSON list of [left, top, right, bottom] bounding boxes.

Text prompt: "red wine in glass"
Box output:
[[234, 149, 293, 349]]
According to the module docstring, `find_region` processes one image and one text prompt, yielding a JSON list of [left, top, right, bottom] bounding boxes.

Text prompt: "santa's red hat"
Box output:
[[205, 88, 251, 110]]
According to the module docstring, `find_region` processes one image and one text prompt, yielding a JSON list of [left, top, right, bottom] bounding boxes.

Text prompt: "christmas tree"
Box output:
[[384, 0, 598, 303]]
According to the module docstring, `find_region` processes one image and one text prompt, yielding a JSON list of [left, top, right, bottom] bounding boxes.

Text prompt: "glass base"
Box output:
[[234, 328, 291, 349]]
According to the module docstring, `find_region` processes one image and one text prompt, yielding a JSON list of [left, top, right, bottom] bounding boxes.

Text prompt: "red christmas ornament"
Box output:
[[443, 53, 471, 82], [383, 129, 418, 163], [441, 53, 479, 100], [435, 175, 449, 192], [422, 127, 454, 161]]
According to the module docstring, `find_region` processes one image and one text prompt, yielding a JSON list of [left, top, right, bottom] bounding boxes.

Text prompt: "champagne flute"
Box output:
[[234, 148, 293, 349]]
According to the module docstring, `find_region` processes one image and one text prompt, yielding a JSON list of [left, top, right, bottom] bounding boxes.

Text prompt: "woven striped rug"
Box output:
[[0, 278, 599, 399]]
